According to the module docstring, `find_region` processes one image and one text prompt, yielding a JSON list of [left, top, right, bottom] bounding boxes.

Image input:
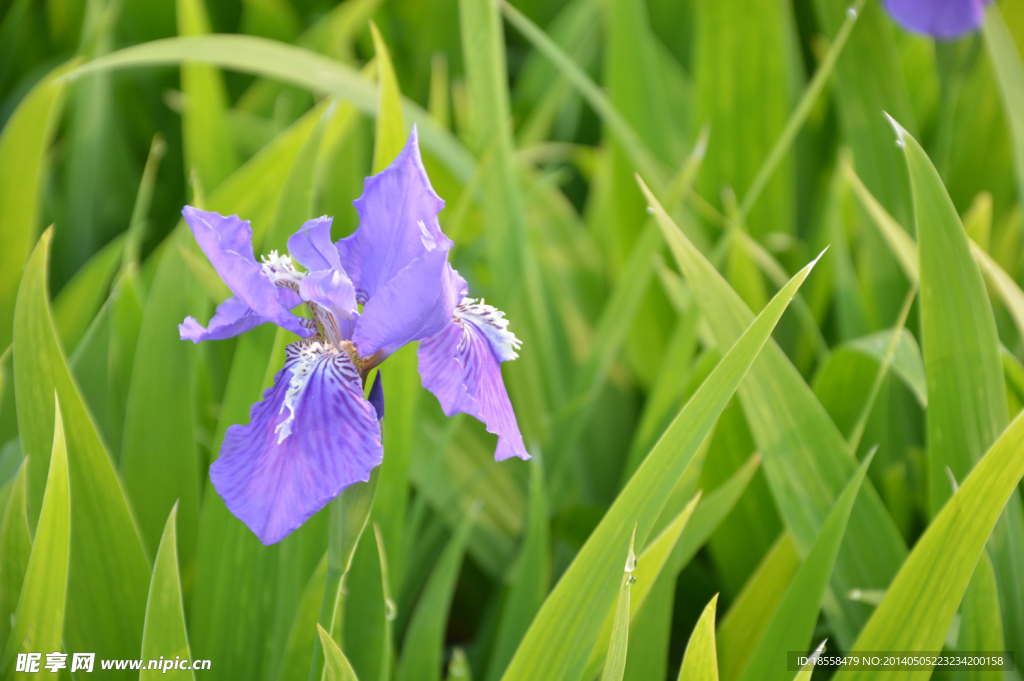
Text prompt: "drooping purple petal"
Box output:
[[210, 340, 383, 545], [884, 0, 992, 39], [352, 254, 466, 359], [180, 295, 269, 342], [182, 206, 314, 338], [337, 127, 449, 302], [418, 301, 528, 462]]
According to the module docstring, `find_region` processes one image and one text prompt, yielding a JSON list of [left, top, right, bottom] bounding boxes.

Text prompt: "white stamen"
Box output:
[[261, 250, 306, 286], [453, 298, 522, 362]]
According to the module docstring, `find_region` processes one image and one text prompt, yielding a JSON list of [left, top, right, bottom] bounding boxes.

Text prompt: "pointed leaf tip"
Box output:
[[883, 112, 908, 148]]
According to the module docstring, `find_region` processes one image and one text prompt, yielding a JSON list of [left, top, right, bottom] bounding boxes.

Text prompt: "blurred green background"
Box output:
[[3, 0, 1024, 679]]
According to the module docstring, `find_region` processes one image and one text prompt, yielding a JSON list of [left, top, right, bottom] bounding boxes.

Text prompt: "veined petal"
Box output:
[[180, 295, 269, 342], [287, 216, 341, 272], [299, 269, 358, 339], [352, 251, 466, 359], [337, 126, 450, 302], [884, 0, 991, 38], [418, 301, 527, 462], [182, 206, 313, 338], [210, 339, 383, 545]]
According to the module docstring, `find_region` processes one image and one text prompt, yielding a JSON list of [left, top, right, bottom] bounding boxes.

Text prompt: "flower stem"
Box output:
[[307, 468, 380, 681]]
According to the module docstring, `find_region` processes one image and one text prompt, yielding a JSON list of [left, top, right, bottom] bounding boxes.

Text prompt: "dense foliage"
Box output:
[[2, 0, 1024, 679]]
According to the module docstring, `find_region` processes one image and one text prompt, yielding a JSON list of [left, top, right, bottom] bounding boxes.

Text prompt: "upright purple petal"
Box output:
[[884, 0, 992, 38], [182, 206, 313, 338], [337, 127, 449, 301], [418, 300, 527, 462], [352, 255, 466, 359], [210, 340, 383, 545], [287, 216, 341, 272]]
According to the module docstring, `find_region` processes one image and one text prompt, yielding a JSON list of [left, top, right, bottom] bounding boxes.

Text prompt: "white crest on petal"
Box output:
[[261, 250, 306, 286], [274, 341, 357, 443], [454, 298, 522, 362]]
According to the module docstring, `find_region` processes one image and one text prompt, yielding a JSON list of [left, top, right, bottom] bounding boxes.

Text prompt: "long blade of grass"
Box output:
[[736, 450, 875, 681], [845, 407, 1024, 680], [600, 528, 637, 681], [70, 35, 474, 184], [676, 595, 719, 681], [644, 173, 906, 648], [983, 4, 1024, 204], [0, 398, 69, 676], [0, 460, 29, 649], [140, 504, 196, 681], [14, 230, 150, 675], [0, 60, 75, 351], [498, 177, 815, 681], [889, 114, 1024, 656], [738, 0, 864, 221]]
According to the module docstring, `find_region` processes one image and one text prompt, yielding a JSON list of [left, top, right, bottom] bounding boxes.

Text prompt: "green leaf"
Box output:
[[14, 229, 150, 673], [983, 4, 1024, 203], [0, 59, 75, 351], [0, 460, 30, 649], [52, 233, 125, 354], [72, 35, 475, 184], [69, 303, 113, 449], [460, 0, 559, 458], [584, 493, 702, 681], [499, 1, 667, 190], [621, 454, 760, 681], [1, 397, 69, 675], [812, 0, 915, 324], [498, 177, 813, 681], [120, 228, 200, 567], [107, 269, 145, 458], [846, 407, 1024, 680], [317, 624, 359, 681], [275, 552, 328, 681], [677, 595, 718, 681], [369, 22, 407, 173], [693, 0, 793, 238], [651, 166, 907, 647], [716, 533, 801, 681], [844, 329, 927, 408], [736, 451, 875, 681], [956, 552, 1003, 681], [177, 0, 239, 191], [140, 504, 196, 681], [396, 506, 478, 681], [792, 640, 826, 681], [487, 456, 551, 681], [890, 114, 1024, 656], [600, 528, 636, 681]]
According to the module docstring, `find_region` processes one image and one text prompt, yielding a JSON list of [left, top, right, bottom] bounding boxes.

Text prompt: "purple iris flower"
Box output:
[[884, 0, 993, 39], [179, 127, 528, 545]]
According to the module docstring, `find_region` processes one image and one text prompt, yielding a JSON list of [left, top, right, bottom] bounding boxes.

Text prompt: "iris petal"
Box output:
[[884, 0, 991, 38], [287, 216, 342, 272], [337, 126, 449, 302], [182, 206, 314, 338], [418, 307, 528, 462], [353, 255, 466, 359], [210, 340, 383, 545], [180, 296, 267, 342]]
